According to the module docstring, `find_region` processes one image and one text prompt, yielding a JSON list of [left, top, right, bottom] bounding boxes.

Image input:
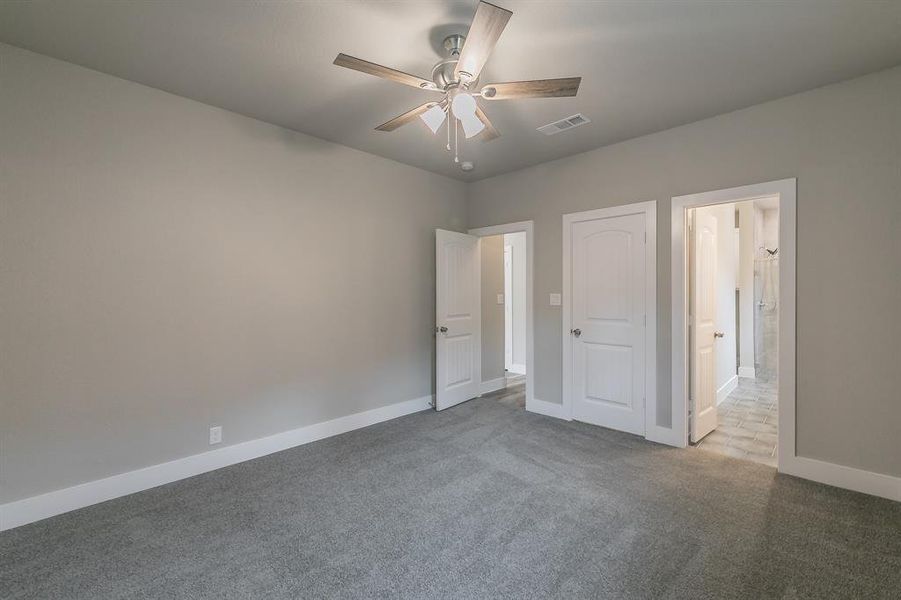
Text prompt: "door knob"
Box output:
[[438, 326, 448, 334], [571, 328, 581, 337], [714, 331, 725, 338]]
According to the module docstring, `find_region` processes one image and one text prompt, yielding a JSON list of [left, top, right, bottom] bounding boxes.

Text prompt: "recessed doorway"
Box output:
[[476, 230, 528, 408], [671, 179, 797, 472], [687, 197, 780, 466], [434, 222, 533, 412], [468, 221, 535, 411]]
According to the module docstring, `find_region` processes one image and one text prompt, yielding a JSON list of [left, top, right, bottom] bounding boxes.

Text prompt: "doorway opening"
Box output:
[[434, 221, 533, 413], [503, 233, 527, 389], [479, 231, 527, 408], [686, 196, 781, 467], [468, 221, 534, 411]]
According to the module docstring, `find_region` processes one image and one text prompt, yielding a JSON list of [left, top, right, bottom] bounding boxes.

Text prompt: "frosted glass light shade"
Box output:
[[459, 113, 485, 138], [420, 104, 446, 134], [452, 93, 484, 138], [451, 92, 477, 119]]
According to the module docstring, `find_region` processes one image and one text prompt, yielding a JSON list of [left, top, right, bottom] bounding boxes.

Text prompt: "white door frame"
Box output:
[[671, 179, 796, 472], [562, 201, 658, 440], [468, 221, 535, 410]]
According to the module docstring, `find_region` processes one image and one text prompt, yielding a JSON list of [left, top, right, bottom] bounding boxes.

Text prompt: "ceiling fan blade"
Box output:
[[475, 106, 500, 141], [481, 77, 581, 100], [454, 2, 513, 82], [334, 53, 437, 90], [375, 102, 440, 132]]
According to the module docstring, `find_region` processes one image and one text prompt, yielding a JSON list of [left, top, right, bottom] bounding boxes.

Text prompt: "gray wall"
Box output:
[[480, 235, 505, 383], [467, 66, 901, 477], [0, 44, 467, 503]]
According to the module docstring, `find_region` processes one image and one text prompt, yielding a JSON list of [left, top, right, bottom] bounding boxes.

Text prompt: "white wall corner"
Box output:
[[738, 366, 756, 378], [0, 394, 434, 532]]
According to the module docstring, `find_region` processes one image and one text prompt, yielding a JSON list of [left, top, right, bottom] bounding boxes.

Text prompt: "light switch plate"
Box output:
[[549, 293, 561, 306], [209, 426, 222, 445], [497, 293, 504, 305]]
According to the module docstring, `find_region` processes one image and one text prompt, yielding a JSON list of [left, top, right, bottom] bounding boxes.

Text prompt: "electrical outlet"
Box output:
[[497, 293, 504, 305], [549, 293, 561, 306], [209, 426, 222, 445]]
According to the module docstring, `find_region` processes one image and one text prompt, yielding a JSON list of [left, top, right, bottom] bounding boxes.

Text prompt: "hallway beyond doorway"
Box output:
[[695, 377, 777, 467]]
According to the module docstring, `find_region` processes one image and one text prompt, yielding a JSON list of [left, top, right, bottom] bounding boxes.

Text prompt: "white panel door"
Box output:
[[436, 229, 481, 411], [690, 210, 718, 442], [570, 213, 646, 435]]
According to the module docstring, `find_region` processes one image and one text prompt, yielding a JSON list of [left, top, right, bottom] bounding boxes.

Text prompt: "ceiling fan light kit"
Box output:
[[420, 103, 447, 134], [333, 1, 582, 168], [450, 91, 485, 139]]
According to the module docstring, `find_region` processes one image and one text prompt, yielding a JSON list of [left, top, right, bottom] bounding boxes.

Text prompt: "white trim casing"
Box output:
[[468, 221, 536, 415], [0, 394, 433, 532], [562, 201, 658, 441], [777, 183, 797, 475]]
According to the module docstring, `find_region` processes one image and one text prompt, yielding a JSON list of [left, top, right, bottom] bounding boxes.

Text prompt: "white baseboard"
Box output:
[[780, 455, 901, 503], [507, 363, 526, 375], [716, 375, 739, 405], [526, 397, 570, 420], [738, 366, 756, 378], [480, 377, 506, 395], [0, 394, 433, 532]]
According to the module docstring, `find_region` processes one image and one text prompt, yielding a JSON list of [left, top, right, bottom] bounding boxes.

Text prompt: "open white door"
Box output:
[[569, 213, 647, 435], [690, 209, 718, 442], [436, 229, 481, 411]]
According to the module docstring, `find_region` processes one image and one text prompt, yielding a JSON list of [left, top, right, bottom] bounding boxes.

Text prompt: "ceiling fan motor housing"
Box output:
[[432, 34, 477, 91]]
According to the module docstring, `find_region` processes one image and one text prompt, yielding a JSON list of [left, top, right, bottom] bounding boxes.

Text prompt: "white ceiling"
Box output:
[[2, 1, 900, 181]]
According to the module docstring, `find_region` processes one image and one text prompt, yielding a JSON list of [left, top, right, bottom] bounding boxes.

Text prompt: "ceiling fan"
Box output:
[[333, 1, 581, 166]]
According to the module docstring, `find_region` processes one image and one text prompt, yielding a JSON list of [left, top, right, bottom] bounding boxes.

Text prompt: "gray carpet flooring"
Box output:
[[2, 385, 899, 599]]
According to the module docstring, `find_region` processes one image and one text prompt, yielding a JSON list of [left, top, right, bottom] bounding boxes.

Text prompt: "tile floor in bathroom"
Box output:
[[694, 377, 778, 467]]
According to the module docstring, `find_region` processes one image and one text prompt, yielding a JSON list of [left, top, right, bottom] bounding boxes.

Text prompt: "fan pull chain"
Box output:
[[454, 118, 459, 163], [446, 111, 451, 151]]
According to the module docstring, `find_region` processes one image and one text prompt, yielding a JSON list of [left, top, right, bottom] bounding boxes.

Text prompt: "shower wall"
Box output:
[[754, 207, 779, 382]]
